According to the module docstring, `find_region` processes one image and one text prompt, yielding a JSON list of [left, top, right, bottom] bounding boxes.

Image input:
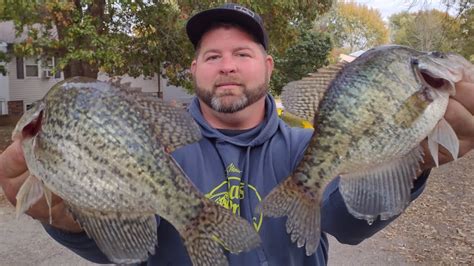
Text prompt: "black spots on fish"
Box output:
[[49, 117, 65, 129], [155, 177, 167, 187]]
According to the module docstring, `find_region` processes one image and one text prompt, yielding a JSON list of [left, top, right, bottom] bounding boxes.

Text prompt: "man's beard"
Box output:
[[194, 76, 269, 113]]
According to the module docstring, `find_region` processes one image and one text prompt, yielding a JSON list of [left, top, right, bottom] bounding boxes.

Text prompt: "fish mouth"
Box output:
[[411, 58, 455, 96], [22, 110, 43, 138], [419, 71, 446, 89]]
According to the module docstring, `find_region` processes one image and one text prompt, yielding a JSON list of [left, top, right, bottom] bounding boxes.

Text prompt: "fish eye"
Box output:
[[430, 51, 445, 58]]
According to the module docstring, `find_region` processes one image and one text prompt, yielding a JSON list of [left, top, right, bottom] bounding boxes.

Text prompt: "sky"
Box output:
[[353, 0, 451, 20]]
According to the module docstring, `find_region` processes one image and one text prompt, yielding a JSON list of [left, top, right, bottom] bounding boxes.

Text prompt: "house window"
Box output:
[[16, 56, 61, 79], [42, 57, 61, 79], [24, 57, 39, 77], [45, 57, 54, 68]]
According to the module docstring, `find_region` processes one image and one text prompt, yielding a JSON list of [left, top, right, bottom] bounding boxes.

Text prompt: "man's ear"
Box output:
[[266, 55, 274, 77], [191, 60, 197, 76]]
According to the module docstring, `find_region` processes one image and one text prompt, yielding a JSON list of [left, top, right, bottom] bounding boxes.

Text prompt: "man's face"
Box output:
[[191, 26, 274, 113]]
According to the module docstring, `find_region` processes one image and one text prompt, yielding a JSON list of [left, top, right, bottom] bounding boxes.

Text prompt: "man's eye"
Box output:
[[206, 55, 219, 61], [237, 53, 250, 57]]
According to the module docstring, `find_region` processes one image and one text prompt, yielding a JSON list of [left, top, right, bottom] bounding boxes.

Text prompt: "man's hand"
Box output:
[[0, 140, 82, 233], [421, 81, 474, 169]]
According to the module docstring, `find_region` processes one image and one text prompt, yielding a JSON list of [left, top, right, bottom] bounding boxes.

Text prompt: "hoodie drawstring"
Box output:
[[244, 147, 268, 266]]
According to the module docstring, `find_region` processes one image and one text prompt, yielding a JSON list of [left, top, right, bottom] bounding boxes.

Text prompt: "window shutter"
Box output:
[[54, 57, 61, 78], [16, 57, 24, 79]]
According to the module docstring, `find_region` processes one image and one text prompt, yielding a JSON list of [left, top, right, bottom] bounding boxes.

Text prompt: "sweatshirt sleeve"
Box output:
[[42, 224, 112, 264], [321, 169, 431, 245]]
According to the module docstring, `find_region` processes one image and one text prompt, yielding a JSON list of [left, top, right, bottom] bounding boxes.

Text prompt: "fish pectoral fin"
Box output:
[[183, 200, 261, 266], [428, 118, 459, 167], [15, 175, 45, 218], [67, 204, 157, 264], [256, 177, 320, 256], [339, 147, 424, 223]]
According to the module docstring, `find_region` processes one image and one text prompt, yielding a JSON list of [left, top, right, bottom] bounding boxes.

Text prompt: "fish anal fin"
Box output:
[[182, 201, 261, 266], [15, 175, 44, 218], [67, 204, 157, 264], [339, 147, 424, 222], [428, 118, 459, 166]]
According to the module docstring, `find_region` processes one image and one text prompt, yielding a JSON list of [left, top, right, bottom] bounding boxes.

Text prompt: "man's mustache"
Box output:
[[214, 76, 243, 87]]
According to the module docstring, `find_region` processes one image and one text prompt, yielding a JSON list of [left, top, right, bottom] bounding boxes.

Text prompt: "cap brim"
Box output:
[[186, 8, 266, 50]]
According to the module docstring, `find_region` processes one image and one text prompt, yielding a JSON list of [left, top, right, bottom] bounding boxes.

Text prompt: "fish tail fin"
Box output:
[[257, 177, 321, 256], [182, 201, 261, 266]]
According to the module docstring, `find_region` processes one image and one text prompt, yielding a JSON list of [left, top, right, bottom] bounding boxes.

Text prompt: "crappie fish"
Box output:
[[258, 45, 474, 255], [13, 77, 260, 265]]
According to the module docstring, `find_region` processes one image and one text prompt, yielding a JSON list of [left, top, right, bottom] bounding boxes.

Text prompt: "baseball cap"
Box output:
[[186, 3, 269, 50]]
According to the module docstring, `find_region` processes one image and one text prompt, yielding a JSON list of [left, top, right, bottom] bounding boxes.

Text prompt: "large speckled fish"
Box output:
[[259, 45, 474, 255], [13, 77, 260, 265]]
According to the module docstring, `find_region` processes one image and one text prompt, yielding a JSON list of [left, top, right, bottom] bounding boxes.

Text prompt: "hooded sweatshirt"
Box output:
[[44, 94, 429, 265]]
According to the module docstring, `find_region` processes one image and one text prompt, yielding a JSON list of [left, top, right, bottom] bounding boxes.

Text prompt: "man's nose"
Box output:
[[219, 56, 237, 74]]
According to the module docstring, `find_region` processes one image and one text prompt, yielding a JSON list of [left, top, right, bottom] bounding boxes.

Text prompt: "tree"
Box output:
[[456, 4, 474, 61], [0, 0, 333, 94], [271, 30, 332, 95], [316, 1, 389, 52], [395, 1, 473, 61], [0, 51, 7, 75], [0, 1, 186, 80], [389, 9, 461, 52]]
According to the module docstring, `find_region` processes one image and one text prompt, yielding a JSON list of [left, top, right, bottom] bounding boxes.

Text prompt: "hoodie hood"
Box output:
[[188, 93, 280, 147]]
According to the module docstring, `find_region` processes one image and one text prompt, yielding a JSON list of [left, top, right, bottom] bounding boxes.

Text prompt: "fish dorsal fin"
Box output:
[[339, 146, 424, 223], [131, 95, 202, 152], [106, 79, 202, 152], [281, 61, 347, 122], [107, 79, 202, 152], [93, 78, 201, 152], [67, 204, 157, 264], [428, 117, 459, 167]]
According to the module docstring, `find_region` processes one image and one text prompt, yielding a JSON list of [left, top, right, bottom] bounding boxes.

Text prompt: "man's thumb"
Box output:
[[0, 140, 27, 181]]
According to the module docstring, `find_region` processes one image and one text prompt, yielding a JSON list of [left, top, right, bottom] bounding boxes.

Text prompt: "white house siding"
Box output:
[[98, 73, 193, 103], [164, 83, 194, 104], [6, 58, 192, 113], [7, 56, 63, 110]]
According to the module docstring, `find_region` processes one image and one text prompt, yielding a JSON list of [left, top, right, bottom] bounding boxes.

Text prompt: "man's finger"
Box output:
[[451, 81, 474, 115], [1, 171, 29, 206], [0, 140, 27, 181], [444, 99, 474, 139]]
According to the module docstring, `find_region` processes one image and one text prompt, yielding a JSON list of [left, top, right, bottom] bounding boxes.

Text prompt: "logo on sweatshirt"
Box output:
[[205, 163, 263, 231], [226, 163, 241, 174]]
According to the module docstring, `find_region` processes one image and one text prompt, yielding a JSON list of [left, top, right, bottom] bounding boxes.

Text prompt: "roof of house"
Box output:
[[0, 21, 20, 43], [0, 21, 57, 44]]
